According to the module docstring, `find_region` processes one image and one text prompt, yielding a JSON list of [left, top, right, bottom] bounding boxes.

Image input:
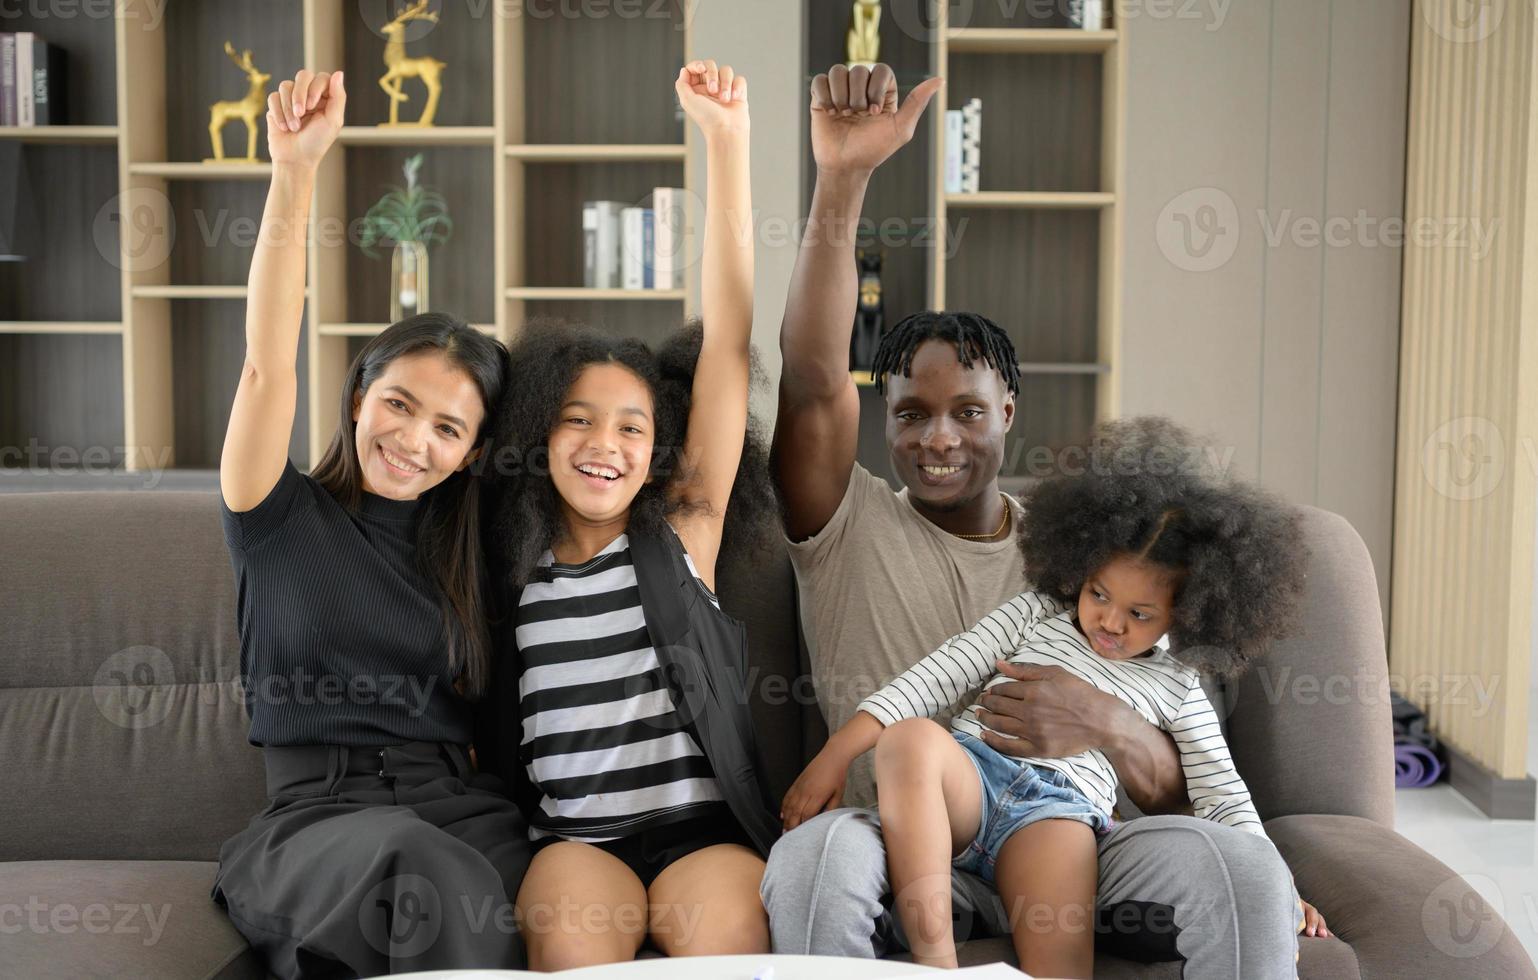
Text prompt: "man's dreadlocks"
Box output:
[[869, 311, 1021, 396]]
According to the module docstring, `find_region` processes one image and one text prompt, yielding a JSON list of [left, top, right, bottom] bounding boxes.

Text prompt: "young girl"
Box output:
[[213, 70, 534, 976], [782, 418, 1329, 976], [472, 61, 781, 969]]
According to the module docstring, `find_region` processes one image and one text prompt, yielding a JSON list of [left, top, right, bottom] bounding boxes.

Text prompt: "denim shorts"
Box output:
[[951, 731, 1111, 884]]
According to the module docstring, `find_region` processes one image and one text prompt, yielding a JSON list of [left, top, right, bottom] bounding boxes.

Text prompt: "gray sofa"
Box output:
[[1, 489, 1534, 979]]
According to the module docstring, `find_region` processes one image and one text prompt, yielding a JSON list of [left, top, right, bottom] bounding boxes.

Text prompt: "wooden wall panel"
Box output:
[[1393, 0, 1536, 778]]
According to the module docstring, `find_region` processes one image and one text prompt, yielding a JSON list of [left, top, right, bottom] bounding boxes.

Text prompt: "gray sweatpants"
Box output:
[[760, 808, 1301, 978]]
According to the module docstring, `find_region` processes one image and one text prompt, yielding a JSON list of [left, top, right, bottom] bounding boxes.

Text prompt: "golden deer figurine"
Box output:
[[205, 42, 270, 164], [378, 0, 446, 127]]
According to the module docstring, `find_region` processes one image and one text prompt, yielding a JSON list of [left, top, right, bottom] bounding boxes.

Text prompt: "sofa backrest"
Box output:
[[0, 490, 818, 862], [0, 491, 1391, 864], [1226, 506, 1395, 827]]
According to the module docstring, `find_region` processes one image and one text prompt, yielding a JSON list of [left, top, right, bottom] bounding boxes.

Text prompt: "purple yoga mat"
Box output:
[[1395, 740, 1444, 788]]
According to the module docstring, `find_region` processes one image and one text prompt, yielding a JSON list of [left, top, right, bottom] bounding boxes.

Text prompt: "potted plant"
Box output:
[[358, 152, 452, 321]]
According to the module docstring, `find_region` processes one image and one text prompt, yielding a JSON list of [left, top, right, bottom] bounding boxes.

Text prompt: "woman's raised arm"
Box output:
[[220, 70, 346, 511]]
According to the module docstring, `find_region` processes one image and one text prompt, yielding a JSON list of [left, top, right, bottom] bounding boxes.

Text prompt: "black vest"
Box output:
[[475, 528, 781, 856]]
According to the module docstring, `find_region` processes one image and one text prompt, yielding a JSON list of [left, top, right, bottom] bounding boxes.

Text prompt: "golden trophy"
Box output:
[[205, 42, 270, 163], [378, 0, 446, 128], [847, 0, 881, 67]]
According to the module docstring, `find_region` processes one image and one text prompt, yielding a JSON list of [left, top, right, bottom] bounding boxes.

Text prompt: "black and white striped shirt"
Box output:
[[858, 590, 1266, 837], [516, 531, 724, 842]]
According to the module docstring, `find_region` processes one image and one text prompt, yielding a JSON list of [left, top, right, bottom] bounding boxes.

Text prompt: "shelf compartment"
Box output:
[[0, 321, 124, 335], [506, 288, 684, 302], [945, 51, 1104, 194], [0, 125, 119, 144], [505, 144, 686, 163], [339, 126, 498, 147], [946, 191, 1114, 209], [130, 162, 274, 180], [946, 29, 1118, 54]]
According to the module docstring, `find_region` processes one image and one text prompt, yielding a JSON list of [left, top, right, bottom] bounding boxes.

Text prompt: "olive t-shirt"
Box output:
[[786, 464, 1027, 807]]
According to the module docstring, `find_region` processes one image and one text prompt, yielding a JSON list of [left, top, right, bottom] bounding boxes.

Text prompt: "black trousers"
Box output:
[[211, 741, 534, 979]]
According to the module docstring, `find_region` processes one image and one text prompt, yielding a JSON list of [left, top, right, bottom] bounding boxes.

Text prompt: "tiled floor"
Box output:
[[1392, 684, 1538, 963]]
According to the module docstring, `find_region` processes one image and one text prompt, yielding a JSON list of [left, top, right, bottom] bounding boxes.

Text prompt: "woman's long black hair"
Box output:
[[1018, 417, 1309, 676], [311, 312, 507, 700], [487, 318, 778, 594]]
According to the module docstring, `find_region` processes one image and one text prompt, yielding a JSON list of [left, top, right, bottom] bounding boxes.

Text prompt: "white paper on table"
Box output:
[[874, 965, 1034, 980]]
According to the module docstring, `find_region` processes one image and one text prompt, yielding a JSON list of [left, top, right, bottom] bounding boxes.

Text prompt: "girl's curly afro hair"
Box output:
[[486, 317, 779, 593], [1018, 417, 1309, 676]]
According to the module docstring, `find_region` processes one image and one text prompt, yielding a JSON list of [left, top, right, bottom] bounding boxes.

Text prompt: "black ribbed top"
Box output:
[[220, 461, 472, 747]]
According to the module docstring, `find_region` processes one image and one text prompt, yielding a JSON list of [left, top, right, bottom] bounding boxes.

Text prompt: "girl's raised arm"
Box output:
[[670, 60, 752, 585], [220, 70, 346, 512]]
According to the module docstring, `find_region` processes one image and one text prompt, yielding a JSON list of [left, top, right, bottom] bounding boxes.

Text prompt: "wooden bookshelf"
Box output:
[[806, 0, 1124, 483], [1, 0, 697, 474], [0, 125, 119, 144]]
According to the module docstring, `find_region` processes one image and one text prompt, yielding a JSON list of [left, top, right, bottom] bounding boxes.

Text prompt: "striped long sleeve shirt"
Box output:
[[857, 590, 1267, 837]]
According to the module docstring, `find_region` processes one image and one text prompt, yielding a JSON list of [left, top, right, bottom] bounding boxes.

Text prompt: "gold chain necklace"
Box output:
[[954, 495, 1011, 540]]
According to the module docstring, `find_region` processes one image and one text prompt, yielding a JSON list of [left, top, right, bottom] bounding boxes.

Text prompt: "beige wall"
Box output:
[[1119, 0, 1410, 617], [687, 0, 804, 425]]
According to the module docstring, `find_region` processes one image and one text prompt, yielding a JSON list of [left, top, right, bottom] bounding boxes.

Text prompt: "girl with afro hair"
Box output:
[[783, 416, 1326, 976], [473, 61, 781, 967]]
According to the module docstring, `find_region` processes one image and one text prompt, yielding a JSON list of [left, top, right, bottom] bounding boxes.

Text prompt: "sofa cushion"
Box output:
[[0, 492, 268, 863], [0, 860, 266, 980]]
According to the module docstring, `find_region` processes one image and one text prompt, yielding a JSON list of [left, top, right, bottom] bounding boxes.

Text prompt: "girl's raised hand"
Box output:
[[676, 59, 749, 138], [267, 69, 346, 168]]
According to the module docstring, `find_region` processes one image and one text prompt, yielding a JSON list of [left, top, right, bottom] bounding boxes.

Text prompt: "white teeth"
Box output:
[[381, 447, 423, 472], [577, 463, 620, 480], [922, 465, 961, 476]]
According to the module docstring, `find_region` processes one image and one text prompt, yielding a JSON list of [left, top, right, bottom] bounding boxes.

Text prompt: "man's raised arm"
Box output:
[[773, 64, 941, 541]]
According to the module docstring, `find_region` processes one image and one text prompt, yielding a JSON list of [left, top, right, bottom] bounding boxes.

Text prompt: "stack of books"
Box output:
[[583, 187, 686, 291], [0, 33, 65, 127], [944, 98, 982, 194]]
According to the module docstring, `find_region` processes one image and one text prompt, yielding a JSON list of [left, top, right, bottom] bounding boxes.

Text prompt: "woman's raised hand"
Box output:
[[676, 59, 749, 139], [267, 69, 346, 168]]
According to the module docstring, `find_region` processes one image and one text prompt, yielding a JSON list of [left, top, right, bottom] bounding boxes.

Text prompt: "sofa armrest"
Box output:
[[1268, 813, 1536, 979], [1227, 507, 1396, 826]]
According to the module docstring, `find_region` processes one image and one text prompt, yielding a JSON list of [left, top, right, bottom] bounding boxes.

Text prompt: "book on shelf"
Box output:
[[960, 97, 982, 194], [944, 109, 963, 194], [0, 33, 64, 127], [621, 207, 655, 291], [652, 186, 684, 291], [1, 35, 15, 127], [583, 200, 626, 289]]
